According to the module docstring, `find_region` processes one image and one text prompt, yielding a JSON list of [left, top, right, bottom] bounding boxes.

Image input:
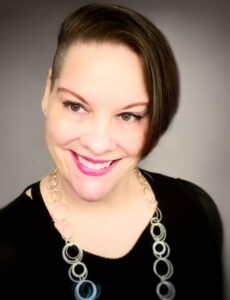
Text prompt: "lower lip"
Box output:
[[70, 151, 120, 176]]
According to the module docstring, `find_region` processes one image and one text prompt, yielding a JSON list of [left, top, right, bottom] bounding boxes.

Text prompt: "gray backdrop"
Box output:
[[0, 0, 229, 298]]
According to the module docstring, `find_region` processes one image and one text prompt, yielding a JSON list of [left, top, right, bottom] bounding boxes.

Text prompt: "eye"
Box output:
[[63, 101, 86, 113], [118, 112, 142, 123]]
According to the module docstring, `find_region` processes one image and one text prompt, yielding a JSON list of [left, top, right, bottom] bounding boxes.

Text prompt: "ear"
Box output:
[[41, 68, 52, 116]]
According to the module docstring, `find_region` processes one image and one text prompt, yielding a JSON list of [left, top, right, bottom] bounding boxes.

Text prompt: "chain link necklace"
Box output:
[[46, 168, 176, 299]]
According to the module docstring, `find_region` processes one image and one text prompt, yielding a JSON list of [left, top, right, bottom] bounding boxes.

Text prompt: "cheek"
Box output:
[[45, 113, 80, 147], [116, 122, 148, 156]]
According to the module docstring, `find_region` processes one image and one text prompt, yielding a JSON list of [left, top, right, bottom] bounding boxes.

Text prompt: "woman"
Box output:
[[0, 3, 223, 300]]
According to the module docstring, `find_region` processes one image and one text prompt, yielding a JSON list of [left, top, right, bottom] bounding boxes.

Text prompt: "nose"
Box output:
[[79, 118, 116, 155]]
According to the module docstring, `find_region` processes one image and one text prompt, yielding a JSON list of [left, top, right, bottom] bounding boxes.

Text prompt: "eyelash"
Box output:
[[117, 112, 143, 122], [63, 101, 86, 113], [62, 101, 143, 123]]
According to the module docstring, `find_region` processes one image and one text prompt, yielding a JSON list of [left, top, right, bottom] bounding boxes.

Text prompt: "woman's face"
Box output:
[[42, 42, 149, 202]]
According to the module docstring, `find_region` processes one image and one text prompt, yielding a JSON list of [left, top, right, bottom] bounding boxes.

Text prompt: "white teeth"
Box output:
[[77, 155, 112, 170]]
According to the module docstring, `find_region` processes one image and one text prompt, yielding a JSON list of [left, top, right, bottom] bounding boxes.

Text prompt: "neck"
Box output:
[[41, 167, 143, 216]]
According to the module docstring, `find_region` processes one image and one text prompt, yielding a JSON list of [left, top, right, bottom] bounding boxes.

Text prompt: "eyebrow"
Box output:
[[57, 87, 148, 109]]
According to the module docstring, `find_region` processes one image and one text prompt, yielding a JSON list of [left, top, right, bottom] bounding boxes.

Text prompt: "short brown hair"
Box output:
[[51, 3, 179, 159]]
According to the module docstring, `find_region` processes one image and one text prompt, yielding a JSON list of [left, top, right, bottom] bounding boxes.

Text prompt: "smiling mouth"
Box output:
[[76, 153, 114, 170], [71, 151, 120, 176]]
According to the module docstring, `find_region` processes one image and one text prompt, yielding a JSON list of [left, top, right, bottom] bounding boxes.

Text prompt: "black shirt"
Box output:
[[0, 169, 223, 299]]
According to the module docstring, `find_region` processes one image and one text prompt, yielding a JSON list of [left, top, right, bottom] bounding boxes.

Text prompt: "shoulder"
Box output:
[[1, 188, 31, 223], [0, 182, 39, 238], [0, 185, 33, 282], [140, 168, 223, 253], [176, 176, 223, 254], [141, 168, 219, 213]]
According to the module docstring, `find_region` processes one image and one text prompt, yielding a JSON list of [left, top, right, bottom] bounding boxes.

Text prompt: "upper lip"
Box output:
[[72, 151, 117, 163]]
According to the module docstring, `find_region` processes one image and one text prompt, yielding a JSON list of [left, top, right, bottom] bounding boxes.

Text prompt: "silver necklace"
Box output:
[[46, 168, 176, 299]]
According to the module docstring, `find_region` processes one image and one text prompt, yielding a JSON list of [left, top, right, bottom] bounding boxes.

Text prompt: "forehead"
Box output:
[[56, 42, 148, 104]]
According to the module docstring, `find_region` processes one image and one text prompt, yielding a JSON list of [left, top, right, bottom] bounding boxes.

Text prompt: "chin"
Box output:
[[72, 180, 113, 202]]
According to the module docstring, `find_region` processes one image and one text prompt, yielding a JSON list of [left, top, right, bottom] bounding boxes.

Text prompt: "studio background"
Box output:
[[0, 0, 229, 298]]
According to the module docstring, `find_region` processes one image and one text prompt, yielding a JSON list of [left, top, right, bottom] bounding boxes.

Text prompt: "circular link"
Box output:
[[135, 169, 146, 185], [47, 168, 99, 297], [47, 167, 176, 299], [49, 168, 57, 176], [153, 258, 174, 281], [74, 280, 98, 300], [143, 186, 153, 201], [47, 189, 62, 204], [62, 242, 83, 264], [150, 222, 167, 241], [151, 207, 162, 223], [69, 262, 88, 282], [46, 176, 57, 189], [156, 281, 176, 300], [153, 241, 170, 259]]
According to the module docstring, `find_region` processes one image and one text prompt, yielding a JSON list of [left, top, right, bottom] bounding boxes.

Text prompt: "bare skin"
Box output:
[[40, 171, 156, 259], [39, 42, 156, 258]]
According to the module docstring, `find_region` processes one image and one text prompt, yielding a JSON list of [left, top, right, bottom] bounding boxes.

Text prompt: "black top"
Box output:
[[0, 169, 223, 300]]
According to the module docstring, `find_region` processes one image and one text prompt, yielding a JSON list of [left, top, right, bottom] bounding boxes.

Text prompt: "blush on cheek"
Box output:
[[118, 131, 146, 157], [46, 117, 81, 146], [112, 117, 147, 150]]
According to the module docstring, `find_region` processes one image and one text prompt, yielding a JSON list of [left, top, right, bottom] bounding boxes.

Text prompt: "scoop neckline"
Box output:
[[26, 168, 160, 261]]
